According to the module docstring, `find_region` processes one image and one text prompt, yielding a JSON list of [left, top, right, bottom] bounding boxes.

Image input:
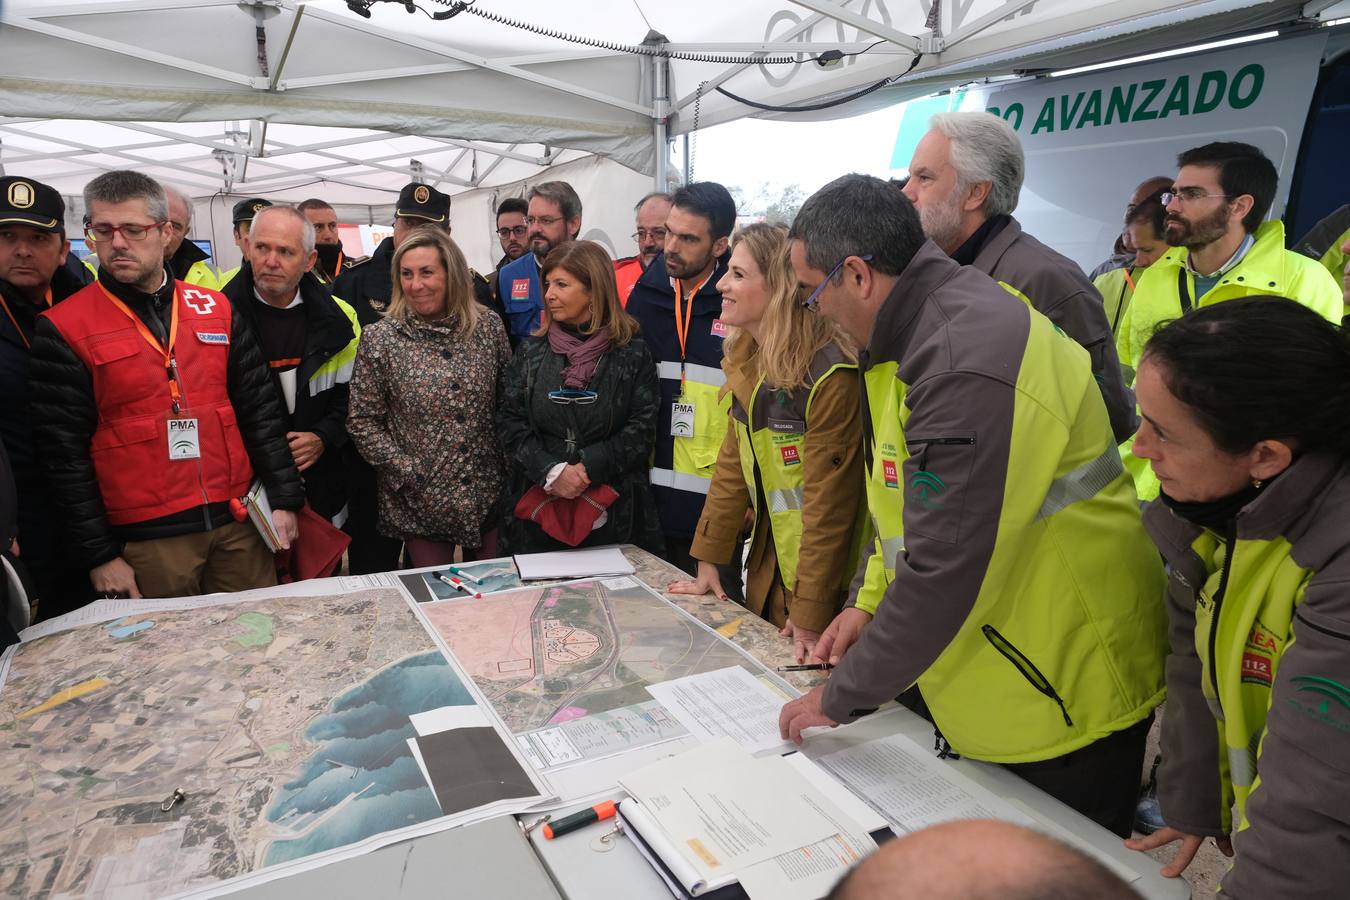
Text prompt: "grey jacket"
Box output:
[[971, 217, 1137, 443]]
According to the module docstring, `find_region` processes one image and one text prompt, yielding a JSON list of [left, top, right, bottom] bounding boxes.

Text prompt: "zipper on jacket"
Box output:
[[1207, 522, 1239, 704], [906, 436, 975, 470], [981, 624, 1074, 727], [1294, 609, 1350, 642]]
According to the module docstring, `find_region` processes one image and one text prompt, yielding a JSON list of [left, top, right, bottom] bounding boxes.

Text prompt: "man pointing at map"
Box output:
[[29, 170, 303, 599]]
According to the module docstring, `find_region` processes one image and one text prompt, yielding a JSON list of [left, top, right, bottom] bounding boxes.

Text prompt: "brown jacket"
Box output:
[[690, 349, 864, 633]]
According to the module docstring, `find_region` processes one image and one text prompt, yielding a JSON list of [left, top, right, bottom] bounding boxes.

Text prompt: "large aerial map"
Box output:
[[418, 577, 758, 769], [0, 589, 538, 898]]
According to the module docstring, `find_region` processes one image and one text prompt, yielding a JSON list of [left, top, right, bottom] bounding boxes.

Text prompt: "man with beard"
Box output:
[[162, 186, 220, 289], [626, 182, 742, 598], [493, 196, 529, 272], [615, 192, 673, 306], [298, 198, 357, 288], [903, 112, 1134, 443], [1115, 142, 1342, 500], [497, 180, 582, 344]]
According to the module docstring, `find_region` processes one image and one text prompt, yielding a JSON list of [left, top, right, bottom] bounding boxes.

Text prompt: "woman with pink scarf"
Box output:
[[496, 241, 665, 555]]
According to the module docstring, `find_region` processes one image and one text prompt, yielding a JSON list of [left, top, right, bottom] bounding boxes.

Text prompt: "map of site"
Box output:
[[419, 577, 757, 768], [0, 588, 528, 899]]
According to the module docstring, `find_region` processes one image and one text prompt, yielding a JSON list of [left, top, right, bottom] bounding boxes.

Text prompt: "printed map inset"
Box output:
[[0, 589, 522, 899], [418, 578, 755, 766]]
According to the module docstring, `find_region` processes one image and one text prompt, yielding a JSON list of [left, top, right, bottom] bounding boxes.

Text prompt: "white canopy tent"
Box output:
[[0, 0, 1343, 268]]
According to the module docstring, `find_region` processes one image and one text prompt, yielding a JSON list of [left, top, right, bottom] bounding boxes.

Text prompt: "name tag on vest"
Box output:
[[168, 418, 201, 460], [511, 278, 531, 301], [767, 417, 804, 434], [671, 402, 696, 438], [196, 331, 229, 345], [710, 319, 727, 338]]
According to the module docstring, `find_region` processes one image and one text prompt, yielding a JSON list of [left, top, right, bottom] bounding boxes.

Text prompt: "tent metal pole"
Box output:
[[653, 51, 669, 191]]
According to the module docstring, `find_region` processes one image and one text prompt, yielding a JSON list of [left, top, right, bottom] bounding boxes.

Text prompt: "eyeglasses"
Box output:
[[85, 221, 166, 243], [497, 225, 528, 238], [524, 215, 563, 227], [1161, 188, 1239, 206], [168, 221, 189, 234], [803, 254, 873, 310], [633, 228, 668, 243], [547, 389, 598, 405]]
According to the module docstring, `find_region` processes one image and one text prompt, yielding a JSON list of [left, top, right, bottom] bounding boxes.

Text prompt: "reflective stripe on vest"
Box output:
[[656, 359, 726, 387], [855, 360, 909, 613], [649, 466, 712, 494], [1036, 443, 1125, 521]]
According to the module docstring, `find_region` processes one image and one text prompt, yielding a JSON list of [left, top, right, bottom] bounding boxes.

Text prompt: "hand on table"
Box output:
[[779, 618, 822, 664], [1125, 828, 1232, 878], [668, 560, 729, 601], [811, 607, 873, 665], [779, 684, 840, 745]]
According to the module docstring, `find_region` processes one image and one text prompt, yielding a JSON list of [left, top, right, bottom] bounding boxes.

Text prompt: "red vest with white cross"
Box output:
[[41, 280, 254, 525]]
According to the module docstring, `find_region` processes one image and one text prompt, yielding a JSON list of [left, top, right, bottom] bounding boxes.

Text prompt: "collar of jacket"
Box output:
[[865, 241, 964, 364], [1143, 450, 1346, 565], [168, 237, 209, 279], [952, 214, 1012, 267], [0, 260, 86, 312], [633, 250, 728, 313], [97, 263, 173, 309], [1150, 220, 1292, 292], [224, 263, 354, 358], [969, 215, 1026, 274], [721, 349, 761, 409], [389, 310, 463, 339]]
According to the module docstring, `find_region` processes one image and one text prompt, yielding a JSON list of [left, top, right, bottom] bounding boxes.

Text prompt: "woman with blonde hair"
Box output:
[[496, 240, 664, 553], [347, 227, 511, 567], [670, 222, 867, 662]]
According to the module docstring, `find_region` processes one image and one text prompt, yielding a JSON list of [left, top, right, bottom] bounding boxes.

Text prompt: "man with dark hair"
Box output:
[[29, 171, 304, 599], [615, 192, 673, 306], [217, 197, 272, 289], [496, 180, 583, 343], [902, 112, 1134, 443], [0, 175, 97, 620], [1116, 141, 1343, 499], [826, 820, 1138, 900], [626, 182, 742, 597], [494, 196, 529, 270], [779, 174, 1167, 837], [221, 206, 360, 530], [162, 186, 220, 290], [1088, 175, 1174, 280], [297, 197, 355, 287]]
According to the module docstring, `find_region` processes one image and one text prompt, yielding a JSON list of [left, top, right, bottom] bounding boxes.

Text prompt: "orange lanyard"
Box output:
[[331, 250, 344, 280], [0, 288, 51, 351], [97, 281, 184, 413], [1122, 268, 1137, 292], [672, 272, 714, 395]]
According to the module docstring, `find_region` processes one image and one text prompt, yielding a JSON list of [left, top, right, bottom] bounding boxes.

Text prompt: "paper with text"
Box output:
[[645, 665, 794, 754]]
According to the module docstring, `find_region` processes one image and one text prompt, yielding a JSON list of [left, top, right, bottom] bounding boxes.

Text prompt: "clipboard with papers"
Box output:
[[614, 740, 892, 900], [230, 478, 283, 552]]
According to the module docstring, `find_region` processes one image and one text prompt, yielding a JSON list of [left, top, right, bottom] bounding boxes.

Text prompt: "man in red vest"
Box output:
[[29, 171, 304, 600], [615, 191, 673, 307]]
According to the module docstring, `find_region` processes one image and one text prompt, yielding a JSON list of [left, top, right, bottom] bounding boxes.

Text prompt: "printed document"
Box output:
[[645, 665, 795, 754]]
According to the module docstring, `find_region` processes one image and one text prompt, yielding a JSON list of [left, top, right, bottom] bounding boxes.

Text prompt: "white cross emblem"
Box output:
[[182, 289, 217, 316]]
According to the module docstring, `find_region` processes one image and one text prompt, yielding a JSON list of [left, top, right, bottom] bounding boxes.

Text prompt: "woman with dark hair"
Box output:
[[347, 228, 510, 567], [1123, 296, 1350, 898], [1094, 188, 1168, 339], [496, 241, 664, 554]]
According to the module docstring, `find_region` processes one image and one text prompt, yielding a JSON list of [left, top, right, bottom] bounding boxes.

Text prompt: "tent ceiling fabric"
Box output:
[[0, 0, 1331, 202]]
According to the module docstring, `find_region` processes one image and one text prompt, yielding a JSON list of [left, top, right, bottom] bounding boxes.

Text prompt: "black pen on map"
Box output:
[[776, 663, 834, 672], [436, 573, 482, 599]]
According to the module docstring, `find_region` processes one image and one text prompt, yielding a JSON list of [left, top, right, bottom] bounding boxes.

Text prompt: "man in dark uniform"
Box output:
[[0, 176, 96, 620], [335, 182, 498, 327]]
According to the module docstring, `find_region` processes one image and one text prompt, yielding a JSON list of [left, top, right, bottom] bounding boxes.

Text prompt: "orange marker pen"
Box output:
[[543, 800, 618, 839]]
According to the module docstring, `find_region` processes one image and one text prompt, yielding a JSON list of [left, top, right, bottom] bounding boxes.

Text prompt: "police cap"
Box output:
[[232, 197, 273, 225], [0, 176, 64, 232], [395, 182, 449, 224]]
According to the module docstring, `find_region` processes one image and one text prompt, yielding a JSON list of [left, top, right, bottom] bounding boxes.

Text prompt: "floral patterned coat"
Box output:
[[347, 310, 510, 546]]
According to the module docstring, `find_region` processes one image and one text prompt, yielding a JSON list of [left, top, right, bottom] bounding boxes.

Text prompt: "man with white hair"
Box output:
[[903, 112, 1135, 443], [162, 186, 220, 289], [221, 205, 361, 528]]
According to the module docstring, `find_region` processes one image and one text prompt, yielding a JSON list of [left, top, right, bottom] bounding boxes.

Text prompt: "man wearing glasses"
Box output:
[[779, 174, 1167, 838], [28, 170, 303, 600], [615, 192, 673, 307], [162, 185, 220, 290], [496, 180, 582, 345], [1115, 142, 1343, 500]]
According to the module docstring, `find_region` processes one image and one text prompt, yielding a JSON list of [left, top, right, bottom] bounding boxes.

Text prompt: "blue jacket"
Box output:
[[625, 251, 729, 539], [497, 252, 543, 342]]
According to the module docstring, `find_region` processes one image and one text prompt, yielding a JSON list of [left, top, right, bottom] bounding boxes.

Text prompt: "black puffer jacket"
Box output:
[[28, 268, 304, 570]]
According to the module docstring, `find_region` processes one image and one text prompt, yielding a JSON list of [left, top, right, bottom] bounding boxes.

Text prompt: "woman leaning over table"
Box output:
[[496, 240, 664, 555], [669, 223, 866, 663], [1123, 296, 1350, 898], [347, 227, 510, 567]]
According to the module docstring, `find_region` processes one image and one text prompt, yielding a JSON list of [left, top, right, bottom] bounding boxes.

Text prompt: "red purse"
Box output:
[[513, 483, 619, 547]]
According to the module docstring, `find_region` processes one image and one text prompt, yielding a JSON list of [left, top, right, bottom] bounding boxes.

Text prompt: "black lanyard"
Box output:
[[1177, 267, 1192, 314]]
